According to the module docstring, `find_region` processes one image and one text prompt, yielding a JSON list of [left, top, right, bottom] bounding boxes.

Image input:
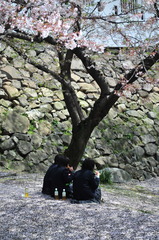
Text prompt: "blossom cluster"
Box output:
[[0, 0, 158, 53], [0, 0, 105, 52]]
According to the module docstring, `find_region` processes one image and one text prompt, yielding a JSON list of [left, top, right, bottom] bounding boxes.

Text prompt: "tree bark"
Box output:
[[64, 121, 92, 169]]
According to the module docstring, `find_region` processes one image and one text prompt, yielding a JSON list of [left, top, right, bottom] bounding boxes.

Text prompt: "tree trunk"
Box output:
[[64, 120, 93, 169], [64, 92, 119, 169]]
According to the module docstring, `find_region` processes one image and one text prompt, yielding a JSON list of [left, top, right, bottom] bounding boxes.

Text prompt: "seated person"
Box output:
[[42, 154, 74, 199], [72, 158, 101, 203]]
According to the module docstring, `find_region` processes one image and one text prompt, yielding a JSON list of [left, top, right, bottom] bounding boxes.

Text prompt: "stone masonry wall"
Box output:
[[0, 39, 159, 180]]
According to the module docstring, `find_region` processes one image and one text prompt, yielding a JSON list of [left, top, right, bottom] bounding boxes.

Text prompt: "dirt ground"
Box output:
[[0, 171, 159, 240]]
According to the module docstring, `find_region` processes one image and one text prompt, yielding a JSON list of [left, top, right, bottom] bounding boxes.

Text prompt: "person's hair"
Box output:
[[81, 158, 95, 171], [54, 154, 70, 167]]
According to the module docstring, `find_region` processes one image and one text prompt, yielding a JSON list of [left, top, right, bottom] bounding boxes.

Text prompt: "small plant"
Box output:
[[63, 127, 72, 136], [28, 120, 36, 134], [52, 119, 59, 126], [100, 169, 112, 184]]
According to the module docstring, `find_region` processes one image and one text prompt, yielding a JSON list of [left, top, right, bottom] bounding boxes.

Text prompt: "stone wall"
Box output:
[[0, 40, 159, 180]]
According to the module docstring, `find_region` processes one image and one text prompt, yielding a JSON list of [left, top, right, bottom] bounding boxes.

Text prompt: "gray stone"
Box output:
[[106, 77, 117, 87], [57, 111, 67, 120], [40, 87, 53, 97], [13, 56, 25, 68], [38, 121, 52, 136], [134, 146, 145, 159], [42, 141, 54, 155], [71, 73, 80, 81], [122, 60, 135, 69], [4, 46, 18, 58], [0, 99, 12, 108], [31, 134, 42, 149], [32, 73, 45, 85], [25, 63, 37, 73], [102, 167, 132, 183], [0, 42, 6, 52], [26, 109, 44, 120], [39, 104, 52, 113], [17, 140, 33, 155], [108, 108, 118, 119], [39, 97, 53, 103], [3, 85, 20, 99], [140, 134, 156, 144], [18, 95, 29, 107], [107, 155, 119, 168], [26, 149, 48, 164], [0, 138, 15, 150], [38, 53, 53, 64], [154, 166, 159, 175], [80, 100, 89, 108], [79, 83, 98, 93], [3, 150, 17, 161], [19, 69, 30, 77], [9, 160, 26, 171], [22, 79, 37, 89], [71, 58, 85, 70], [11, 80, 22, 89], [117, 103, 126, 112], [143, 83, 153, 92], [0, 89, 7, 98], [142, 118, 154, 125], [138, 90, 149, 98], [0, 78, 2, 87], [126, 110, 144, 118], [147, 111, 157, 119], [94, 156, 107, 168], [149, 92, 159, 103], [1, 66, 22, 79], [147, 157, 157, 167], [145, 143, 158, 156], [27, 49, 37, 57], [2, 108, 30, 134], [125, 164, 144, 179], [54, 102, 64, 110], [23, 88, 38, 98], [14, 133, 30, 141], [61, 134, 71, 145], [143, 170, 153, 180]]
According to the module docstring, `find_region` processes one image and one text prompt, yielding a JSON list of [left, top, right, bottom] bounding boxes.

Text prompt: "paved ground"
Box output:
[[0, 171, 159, 240]]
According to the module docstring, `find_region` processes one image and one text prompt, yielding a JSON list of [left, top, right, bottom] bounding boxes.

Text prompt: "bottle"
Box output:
[[24, 188, 29, 197], [54, 188, 59, 200], [62, 189, 66, 200]]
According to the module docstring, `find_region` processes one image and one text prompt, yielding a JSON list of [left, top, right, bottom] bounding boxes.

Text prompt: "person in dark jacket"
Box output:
[[42, 154, 74, 199], [73, 158, 101, 203]]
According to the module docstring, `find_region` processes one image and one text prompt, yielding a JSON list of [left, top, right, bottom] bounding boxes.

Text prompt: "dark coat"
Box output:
[[42, 164, 74, 198], [73, 169, 100, 201]]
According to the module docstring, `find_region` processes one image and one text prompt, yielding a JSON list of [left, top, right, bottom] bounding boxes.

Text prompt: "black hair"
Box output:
[[54, 154, 70, 167], [81, 158, 95, 171]]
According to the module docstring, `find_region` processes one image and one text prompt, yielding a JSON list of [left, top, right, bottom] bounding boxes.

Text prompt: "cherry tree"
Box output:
[[0, 0, 159, 168]]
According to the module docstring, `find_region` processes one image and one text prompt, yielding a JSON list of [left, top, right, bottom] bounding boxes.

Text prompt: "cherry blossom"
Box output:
[[0, 0, 159, 52]]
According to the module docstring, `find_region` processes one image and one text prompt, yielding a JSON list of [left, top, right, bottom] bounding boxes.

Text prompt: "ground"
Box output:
[[0, 170, 159, 240]]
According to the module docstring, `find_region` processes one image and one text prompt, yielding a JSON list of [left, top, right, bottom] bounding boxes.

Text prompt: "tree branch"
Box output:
[[0, 30, 57, 45], [58, 48, 85, 126], [154, 1, 159, 18], [114, 47, 159, 92], [73, 47, 110, 97], [3, 36, 85, 127], [85, 46, 159, 130]]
